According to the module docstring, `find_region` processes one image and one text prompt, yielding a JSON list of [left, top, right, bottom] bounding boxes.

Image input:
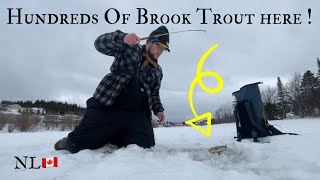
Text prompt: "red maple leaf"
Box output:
[[47, 159, 52, 165]]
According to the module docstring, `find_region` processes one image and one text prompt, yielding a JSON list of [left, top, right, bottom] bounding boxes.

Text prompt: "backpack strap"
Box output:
[[234, 103, 242, 142], [267, 123, 299, 136], [244, 101, 271, 137]]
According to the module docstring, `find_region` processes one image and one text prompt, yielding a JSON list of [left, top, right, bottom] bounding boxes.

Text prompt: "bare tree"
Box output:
[[287, 72, 304, 117], [214, 102, 234, 124], [15, 113, 32, 132], [261, 86, 277, 104], [0, 106, 6, 111], [2, 114, 16, 132], [13, 113, 41, 132], [260, 86, 280, 120], [60, 115, 80, 131], [0, 114, 7, 130]]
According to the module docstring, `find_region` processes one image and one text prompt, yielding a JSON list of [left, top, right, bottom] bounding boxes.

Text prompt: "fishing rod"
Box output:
[[140, 29, 206, 41]]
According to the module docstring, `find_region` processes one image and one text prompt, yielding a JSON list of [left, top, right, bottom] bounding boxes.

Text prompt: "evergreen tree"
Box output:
[[300, 70, 318, 116], [317, 58, 320, 115], [1, 99, 85, 115], [277, 77, 292, 119], [301, 70, 317, 89], [264, 102, 280, 120], [317, 58, 320, 81]]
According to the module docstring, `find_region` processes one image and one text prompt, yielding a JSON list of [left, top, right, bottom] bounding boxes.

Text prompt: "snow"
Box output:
[[0, 104, 21, 115], [0, 109, 20, 115], [1, 118, 320, 180]]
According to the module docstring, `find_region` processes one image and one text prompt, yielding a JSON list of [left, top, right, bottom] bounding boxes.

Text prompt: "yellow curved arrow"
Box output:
[[185, 44, 224, 136]]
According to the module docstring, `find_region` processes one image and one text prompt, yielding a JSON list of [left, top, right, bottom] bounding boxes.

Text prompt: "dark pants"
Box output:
[[66, 78, 155, 153]]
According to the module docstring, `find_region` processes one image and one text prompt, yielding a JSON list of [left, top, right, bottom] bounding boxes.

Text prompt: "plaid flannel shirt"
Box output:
[[93, 30, 164, 115]]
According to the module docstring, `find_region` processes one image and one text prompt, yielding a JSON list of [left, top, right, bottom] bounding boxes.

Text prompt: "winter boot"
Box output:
[[54, 137, 68, 150]]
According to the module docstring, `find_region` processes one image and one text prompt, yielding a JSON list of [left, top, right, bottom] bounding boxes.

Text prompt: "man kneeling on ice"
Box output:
[[54, 26, 169, 153]]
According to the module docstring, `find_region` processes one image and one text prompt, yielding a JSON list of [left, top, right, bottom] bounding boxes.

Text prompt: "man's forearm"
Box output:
[[94, 30, 128, 57], [152, 90, 164, 115]]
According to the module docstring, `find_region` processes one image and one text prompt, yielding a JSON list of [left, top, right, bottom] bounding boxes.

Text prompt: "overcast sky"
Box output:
[[0, 0, 319, 122]]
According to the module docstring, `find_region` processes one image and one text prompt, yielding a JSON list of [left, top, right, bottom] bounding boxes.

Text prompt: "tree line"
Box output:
[[263, 58, 320, 119], [1, 99, 85, 115], [214, 57, 320, 123]]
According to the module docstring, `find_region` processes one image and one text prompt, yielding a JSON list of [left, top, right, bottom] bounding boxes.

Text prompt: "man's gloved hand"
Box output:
[[124, 33, 140, 45], [156, 112, 165, 123]]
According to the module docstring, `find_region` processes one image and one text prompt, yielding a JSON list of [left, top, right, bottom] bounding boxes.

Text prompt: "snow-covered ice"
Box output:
[[1, 118, 319, 180]]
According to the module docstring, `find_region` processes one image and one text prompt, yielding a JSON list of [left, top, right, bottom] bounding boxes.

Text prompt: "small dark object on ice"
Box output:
[[208, 145, 227, 154]]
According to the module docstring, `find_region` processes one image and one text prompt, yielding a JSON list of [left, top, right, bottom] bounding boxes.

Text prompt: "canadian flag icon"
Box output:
[[42, 157, 58, 168]]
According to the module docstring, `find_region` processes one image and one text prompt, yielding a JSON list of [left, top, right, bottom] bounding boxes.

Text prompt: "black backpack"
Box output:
[[232, 82, 297, 142]]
